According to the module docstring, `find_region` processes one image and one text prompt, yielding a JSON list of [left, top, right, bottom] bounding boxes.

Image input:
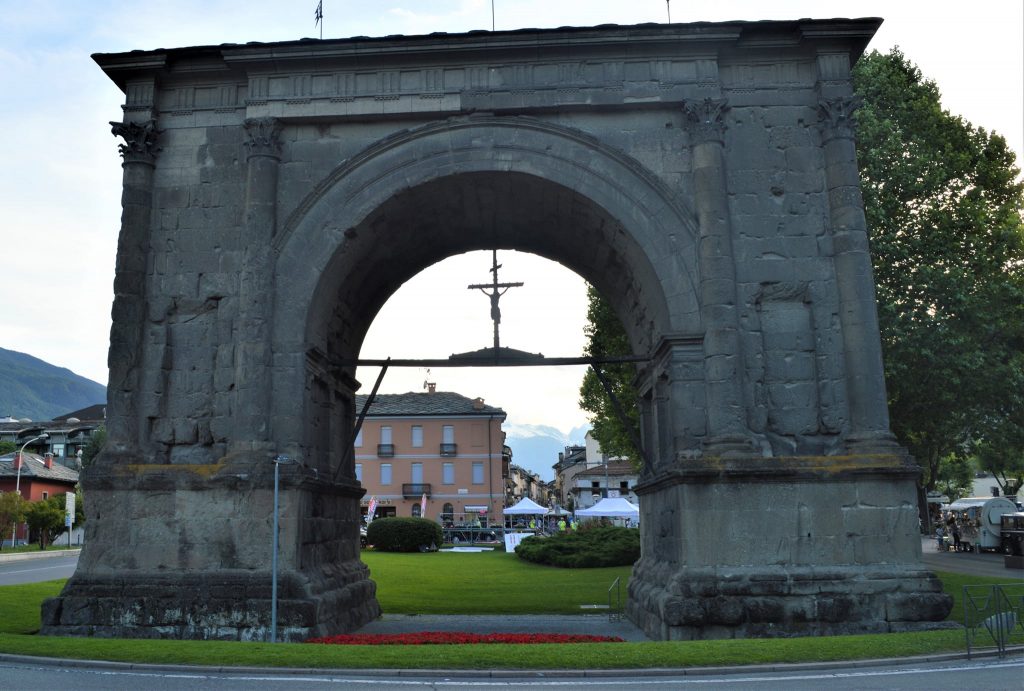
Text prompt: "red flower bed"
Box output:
[[306, 632, 624, 645]]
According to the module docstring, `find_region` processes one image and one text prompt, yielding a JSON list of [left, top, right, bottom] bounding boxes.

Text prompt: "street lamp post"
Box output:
[[10, 433, 49, 547], [270, 454, 297, 643]]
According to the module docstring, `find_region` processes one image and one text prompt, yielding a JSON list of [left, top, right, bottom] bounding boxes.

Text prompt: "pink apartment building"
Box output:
[[355, 389, 509, 526]]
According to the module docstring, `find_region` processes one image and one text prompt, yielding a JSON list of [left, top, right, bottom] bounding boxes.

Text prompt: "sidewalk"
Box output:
[[0, 548, 80, 564], [357, 613, 650, 641]]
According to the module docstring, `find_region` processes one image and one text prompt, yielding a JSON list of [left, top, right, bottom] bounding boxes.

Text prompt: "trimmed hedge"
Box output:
[[514, 525, 640, 567], [366, 517, 443, 553]]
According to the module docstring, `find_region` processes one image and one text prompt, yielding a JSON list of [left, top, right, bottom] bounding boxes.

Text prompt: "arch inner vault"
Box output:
[[42, 20, 951, 641]]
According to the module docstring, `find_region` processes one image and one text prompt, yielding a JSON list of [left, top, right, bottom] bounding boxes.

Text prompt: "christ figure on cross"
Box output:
[[468, 249, 524, 350]]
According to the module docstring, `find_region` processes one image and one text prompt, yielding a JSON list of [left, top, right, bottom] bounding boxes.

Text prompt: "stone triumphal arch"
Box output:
[[42, 20, 952, 641]]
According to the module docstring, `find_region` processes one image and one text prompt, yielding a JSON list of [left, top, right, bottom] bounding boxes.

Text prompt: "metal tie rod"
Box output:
[[337, 354, 649, 368]]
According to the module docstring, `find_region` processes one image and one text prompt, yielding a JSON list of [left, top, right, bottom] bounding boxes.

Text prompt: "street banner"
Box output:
[[366, 496, 378, 523]]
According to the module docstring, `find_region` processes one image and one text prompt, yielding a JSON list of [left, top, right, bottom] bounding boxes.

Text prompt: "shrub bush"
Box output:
[[514, 525, 639, 567], [366, 517, 443, 553]]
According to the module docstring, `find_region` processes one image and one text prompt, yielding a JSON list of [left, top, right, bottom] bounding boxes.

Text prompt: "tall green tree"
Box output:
[[973, 411, 1024, 497], [0, 491, 26, 550], [578, 286, 640, 462], [25, 496, 65, 550], [854, 48, 1024, 491], [81, 427, 106, 468]]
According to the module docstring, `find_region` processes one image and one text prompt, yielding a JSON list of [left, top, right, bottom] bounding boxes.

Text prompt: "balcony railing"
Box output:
[[377, 443, 395, 457], [402, 483, 432, 498], [440, 443, 458, 457]]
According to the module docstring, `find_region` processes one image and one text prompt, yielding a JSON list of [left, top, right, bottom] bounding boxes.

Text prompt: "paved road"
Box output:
[[919, 538, 1024, 580], [0, 553, 79, 586], [0, 656, 1020, 690]]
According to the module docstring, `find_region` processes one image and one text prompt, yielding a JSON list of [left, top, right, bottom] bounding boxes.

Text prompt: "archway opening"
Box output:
[[296, 170, 681, 492]]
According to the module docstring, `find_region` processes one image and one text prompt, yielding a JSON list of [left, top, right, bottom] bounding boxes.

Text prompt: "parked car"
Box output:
[[1000, 512, 1024, 556], [360, 525, 368, 548]]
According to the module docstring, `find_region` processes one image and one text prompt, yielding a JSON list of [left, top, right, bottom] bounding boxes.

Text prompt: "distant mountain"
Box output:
[[0, 347, 106, 421], [503, 422, 589, 482]]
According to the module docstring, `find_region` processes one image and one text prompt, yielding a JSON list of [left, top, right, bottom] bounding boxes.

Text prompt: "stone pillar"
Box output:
[[105, 119, 160, 456], [233, 117, 282, 452], [682, 98, 755, 456], [818, 97, 899, 452]]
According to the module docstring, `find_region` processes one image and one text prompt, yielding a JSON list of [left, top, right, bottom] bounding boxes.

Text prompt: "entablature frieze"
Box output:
[[96, 20, 878, 121]]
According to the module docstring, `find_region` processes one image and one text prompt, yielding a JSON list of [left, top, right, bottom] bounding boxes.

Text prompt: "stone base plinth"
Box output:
[[627, 563, 952, 640], [629, 454, 953, 639], [40, 565, 379, 642], [40, 455, 378, 641]]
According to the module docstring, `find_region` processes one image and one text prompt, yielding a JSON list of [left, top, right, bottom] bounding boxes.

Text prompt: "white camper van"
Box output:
[[945, 496, 1019, 552]]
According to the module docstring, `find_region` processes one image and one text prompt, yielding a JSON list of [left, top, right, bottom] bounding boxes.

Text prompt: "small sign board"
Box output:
[[65, 492, 76, 524], [504, 531, 533, 552]]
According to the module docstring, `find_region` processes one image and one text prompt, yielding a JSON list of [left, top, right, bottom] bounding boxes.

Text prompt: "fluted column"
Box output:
[[682, 99, 755, 457], [818, 97, 899, 452], [105, 120, 160, 455], [232, 117, 282, 451]]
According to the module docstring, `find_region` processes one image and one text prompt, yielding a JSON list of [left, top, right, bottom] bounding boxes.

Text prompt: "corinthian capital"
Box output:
[[110, 119, 161, 164], [818, 96, 862, 143], [244, 117, 282, 160], [682, 98, 729, 146]]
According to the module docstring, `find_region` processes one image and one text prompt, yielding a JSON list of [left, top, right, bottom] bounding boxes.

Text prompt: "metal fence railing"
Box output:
[[964, 583, 1024, 658], [608, 576, 622, 623]]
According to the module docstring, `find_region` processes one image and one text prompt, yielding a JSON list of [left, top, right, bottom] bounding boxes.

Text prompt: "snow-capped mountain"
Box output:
[[502, 422, 589, 482]]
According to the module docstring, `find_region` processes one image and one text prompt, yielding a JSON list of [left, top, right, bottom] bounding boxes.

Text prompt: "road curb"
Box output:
[[0, 647, 1020, 678]]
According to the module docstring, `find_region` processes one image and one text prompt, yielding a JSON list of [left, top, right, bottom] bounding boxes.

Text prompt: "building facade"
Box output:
[[355, 390, 508, 527], [552, 444, 586, 509], [506, 463, 555, 507], [0, 452, 80, 545], [554, 431, 639, 511], [0, 404, 105, 468]]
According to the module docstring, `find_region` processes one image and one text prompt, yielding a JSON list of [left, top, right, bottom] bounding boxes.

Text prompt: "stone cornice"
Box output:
[[96, 20, 880, 113], [635, 453, 920, 494]]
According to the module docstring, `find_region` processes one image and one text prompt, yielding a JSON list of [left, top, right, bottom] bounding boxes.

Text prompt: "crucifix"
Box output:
[[468, 249, 524, 350]]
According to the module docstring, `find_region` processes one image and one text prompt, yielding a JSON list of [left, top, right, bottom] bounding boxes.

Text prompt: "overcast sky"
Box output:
[[1, 1, 1020, 435]]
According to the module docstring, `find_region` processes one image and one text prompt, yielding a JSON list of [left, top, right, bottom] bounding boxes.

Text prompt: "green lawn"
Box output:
[[363, 549, 631, 614], [0, 553, 1014, 670], [931, 569, 1024, 626]]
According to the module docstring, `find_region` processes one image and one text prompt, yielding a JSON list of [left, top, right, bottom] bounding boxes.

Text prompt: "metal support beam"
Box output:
[[333, 359, 389, 482]]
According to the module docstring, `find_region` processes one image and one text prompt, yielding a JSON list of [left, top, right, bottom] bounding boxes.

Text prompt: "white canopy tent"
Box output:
[[575, 497, 640, 518], [502, 497, 548, 515], [502, 497, 548, 551]]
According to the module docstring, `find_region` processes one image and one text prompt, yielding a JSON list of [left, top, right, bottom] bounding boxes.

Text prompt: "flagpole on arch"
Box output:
[[315, 1, 323, 39]]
